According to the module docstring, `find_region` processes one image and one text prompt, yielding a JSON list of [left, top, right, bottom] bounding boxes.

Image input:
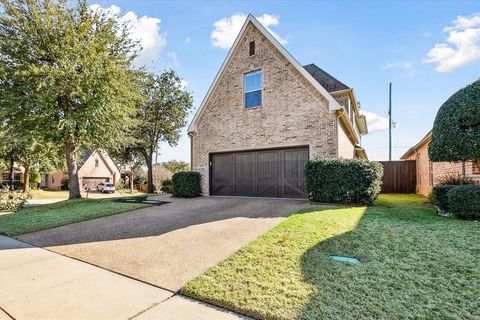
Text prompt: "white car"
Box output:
[[97, 182, 115, 193]]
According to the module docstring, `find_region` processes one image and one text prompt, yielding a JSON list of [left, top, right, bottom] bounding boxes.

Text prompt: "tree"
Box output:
[[429, 80, 480, 167], [133, 71, 193, 193], [152, 165, 172, 193], [162, 160, 190, 173], [0, 0, 141, 199]]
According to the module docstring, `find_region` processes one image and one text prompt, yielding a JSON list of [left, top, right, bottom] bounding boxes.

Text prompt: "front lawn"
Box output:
[[0, 198, 150, 236], [182, 194, 480, 319]]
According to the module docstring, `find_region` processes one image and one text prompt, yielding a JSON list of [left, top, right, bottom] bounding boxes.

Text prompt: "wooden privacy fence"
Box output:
[[379, 160, 416, 194]]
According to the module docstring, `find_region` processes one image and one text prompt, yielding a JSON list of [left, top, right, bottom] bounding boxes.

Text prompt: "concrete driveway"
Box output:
[[18, 195, 309, 292]]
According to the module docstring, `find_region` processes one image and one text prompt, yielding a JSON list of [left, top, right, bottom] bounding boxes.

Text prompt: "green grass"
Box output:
[[0, 198, 149, 236], [182, 194, 480, 319]]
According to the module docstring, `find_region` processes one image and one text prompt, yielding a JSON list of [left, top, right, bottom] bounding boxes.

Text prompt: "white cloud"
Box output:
[[381, 61, 416, 76], [167, 51, 180, 68], [211, 13, 287, 49], [362, 111, 389, 132], [424, 13, 480, 72], [184, 37, 191, 44], [90, 4, 166, 66]]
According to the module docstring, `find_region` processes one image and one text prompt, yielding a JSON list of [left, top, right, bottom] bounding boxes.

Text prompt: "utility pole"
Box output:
[[388, 82, 392, 161]]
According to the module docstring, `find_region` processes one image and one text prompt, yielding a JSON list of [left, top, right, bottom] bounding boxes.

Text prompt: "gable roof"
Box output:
[[78, 149, 120, 175], [303, 64, 350, 92], [400, 131, 432, 159], [188, 14, 342, 133]]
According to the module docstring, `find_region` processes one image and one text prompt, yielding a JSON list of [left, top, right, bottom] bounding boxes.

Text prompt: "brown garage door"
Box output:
[[210, 147, 309, 198]]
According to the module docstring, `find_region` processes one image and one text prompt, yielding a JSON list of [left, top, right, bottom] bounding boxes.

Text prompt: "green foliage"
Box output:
[[134, 176, 147, 185], [0, 192, 26, 213], [130, 70, 193, 193], [172, 171, 201, 198], [436, 173, 474, 185], [431, 184, 456, 212], [29, 168, 41, 184], [116, 178, 125, 189], [429, 80, 480, 162], [161, 179, 174, 193], [305, 158, 383, 204], [447, 185, 480, 219], [162, 160, 190, 173], [0, 0, 142, 198]]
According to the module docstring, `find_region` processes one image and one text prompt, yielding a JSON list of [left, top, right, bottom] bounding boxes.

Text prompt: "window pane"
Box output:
[[244, 71, 261, 92], [245, 90, 262, 108]]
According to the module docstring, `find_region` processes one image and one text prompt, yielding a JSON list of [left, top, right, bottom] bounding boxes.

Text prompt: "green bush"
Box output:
[[447, 185, 480, 219], [431, 184, 456, 212], [161, 179, 174, 193], [0, 192, 27, 213], [172, 172, 201, 198], [429, 80, 480, 162], [305, 158, 383, 205], [436, 173, 474, 185]]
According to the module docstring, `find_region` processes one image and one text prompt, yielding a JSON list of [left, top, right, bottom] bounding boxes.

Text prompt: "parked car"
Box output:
[[97, 182, 115, 193]]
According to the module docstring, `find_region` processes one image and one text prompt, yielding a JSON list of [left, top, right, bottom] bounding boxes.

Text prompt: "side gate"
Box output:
[[380, 160, 416, 194]]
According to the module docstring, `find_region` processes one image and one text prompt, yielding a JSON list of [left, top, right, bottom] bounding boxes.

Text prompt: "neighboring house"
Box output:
[[188, 15, 368, 198], [41, 149, 121, 191], [0, 167, 24, 187], [40, 172, 68, 190], [401, 131, 480, 196]]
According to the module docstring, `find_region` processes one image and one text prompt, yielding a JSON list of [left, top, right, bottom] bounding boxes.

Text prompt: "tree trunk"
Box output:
[[23, 164, 30, 193], [65, 136, 81, 199], [8, 149, 14, 192], [144, 151, 154, 194], [129, 165, 134, 193]]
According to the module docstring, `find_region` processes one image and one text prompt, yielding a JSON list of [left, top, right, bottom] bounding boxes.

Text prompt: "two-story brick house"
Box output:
[[188, 15, 368, 198]]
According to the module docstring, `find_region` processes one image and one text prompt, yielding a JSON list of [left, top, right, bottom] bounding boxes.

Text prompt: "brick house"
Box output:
[[188, 15, 368, 198], [40, 149, 121, 191], [401, 131, 480, 196]]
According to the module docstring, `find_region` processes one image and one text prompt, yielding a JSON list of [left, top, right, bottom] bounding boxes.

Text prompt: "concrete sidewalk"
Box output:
[[0, 236, 249, 320]]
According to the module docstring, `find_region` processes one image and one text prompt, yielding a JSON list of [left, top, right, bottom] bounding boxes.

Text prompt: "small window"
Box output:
[[244, 71, 262, 108], [95, 159, 99, 167], [249, 41, 255, 56]]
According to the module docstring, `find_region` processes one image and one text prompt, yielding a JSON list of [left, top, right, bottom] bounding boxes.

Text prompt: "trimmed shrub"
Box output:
[[447, 185, 480, 219], [431, 184, 456, 212], [0, 192, 27, 213], [172, 171, 201, 198], [305, 158, 383, 205], [161, 179, 174, 193], [429, 79, 480, 162]]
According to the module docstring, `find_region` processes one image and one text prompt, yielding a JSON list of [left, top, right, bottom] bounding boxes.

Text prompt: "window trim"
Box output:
[[243, 70, 262, 109]]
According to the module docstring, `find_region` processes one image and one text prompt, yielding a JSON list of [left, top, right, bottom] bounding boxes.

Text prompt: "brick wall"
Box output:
[[405, 140, 480, 196], [191, 22, 339, 195]]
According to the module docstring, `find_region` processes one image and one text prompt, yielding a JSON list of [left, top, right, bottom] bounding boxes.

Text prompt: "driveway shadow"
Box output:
[[16, 196, 310, 247]]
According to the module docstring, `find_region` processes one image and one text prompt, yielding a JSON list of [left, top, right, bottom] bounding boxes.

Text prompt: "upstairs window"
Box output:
[[95, 159, 99, 167], [244, 71, 262, 108], [249, 41, 255, 56]]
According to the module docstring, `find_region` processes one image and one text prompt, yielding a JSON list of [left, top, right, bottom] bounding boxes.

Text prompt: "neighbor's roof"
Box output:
[[187, 14, 342, 133], [303, 64, 350, 93], [400, 130, 432, 159]]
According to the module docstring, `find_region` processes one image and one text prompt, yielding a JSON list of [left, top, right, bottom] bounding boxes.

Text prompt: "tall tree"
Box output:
[[0, 0, 141, 199], [162, 159, 190, 173], [134, 71, 193, 193]]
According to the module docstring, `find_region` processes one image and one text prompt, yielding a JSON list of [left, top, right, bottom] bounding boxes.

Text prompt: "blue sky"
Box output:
[[92, 0, 480, 161]]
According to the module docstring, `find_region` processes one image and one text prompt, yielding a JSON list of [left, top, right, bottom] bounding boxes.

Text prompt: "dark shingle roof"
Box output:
[[303, 63, 350, 92]]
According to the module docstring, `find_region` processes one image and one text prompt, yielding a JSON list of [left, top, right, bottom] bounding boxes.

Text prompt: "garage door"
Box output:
[[210, 147, 309, 198]]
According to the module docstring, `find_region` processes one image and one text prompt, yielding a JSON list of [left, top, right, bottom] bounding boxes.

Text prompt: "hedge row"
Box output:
[[432, 184, 480, 219], [305, 158, 383, 205]]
